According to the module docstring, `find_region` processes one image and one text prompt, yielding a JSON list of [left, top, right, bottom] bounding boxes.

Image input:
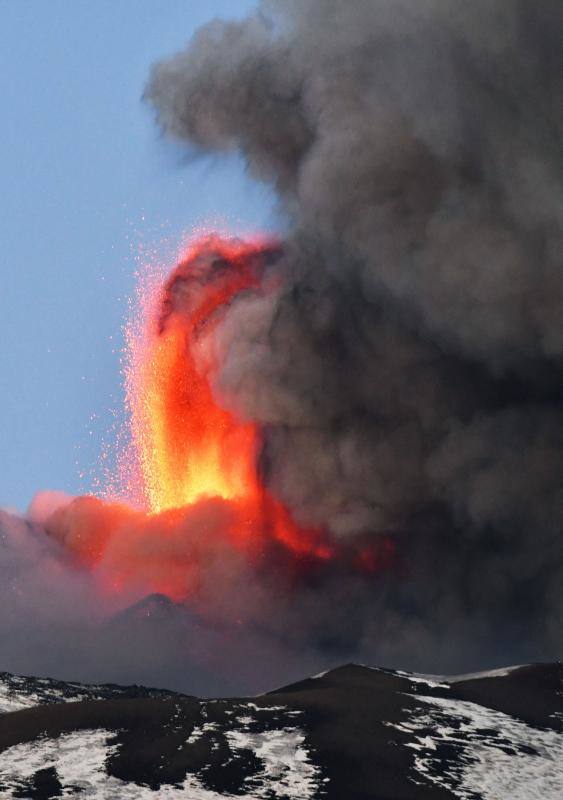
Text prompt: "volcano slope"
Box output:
[[0, 663, 561, 799]]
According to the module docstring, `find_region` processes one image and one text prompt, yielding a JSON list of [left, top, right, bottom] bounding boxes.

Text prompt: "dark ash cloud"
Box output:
[[2, 1, 562, 697], [143, 0, 563, 668]]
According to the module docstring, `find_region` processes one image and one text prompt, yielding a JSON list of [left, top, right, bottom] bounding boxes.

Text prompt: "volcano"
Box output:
[[42, 236, 391, 605], [3, 6, 563, 789]]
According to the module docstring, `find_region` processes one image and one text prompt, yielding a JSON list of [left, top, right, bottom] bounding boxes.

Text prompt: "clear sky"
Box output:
[[0, 0, 275, 511]]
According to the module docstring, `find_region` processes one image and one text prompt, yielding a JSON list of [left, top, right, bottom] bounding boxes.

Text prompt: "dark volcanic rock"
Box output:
[[0, 663, 561, 798]]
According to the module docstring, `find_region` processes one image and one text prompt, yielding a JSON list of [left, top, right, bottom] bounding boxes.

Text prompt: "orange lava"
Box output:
[[128, 238, 263, 513], [121, 235, 331, 562], [45, 235, 395, 603]]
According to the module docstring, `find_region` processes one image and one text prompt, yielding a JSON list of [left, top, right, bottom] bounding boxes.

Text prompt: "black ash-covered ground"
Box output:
[[0, 662, 561, 798]]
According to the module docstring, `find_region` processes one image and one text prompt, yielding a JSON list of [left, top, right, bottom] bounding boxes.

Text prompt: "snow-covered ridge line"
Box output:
[[0, 671, 178, 714], [357, 662, 527, 686], [0, 660, 533, 716], [441, 664, 527, 683]]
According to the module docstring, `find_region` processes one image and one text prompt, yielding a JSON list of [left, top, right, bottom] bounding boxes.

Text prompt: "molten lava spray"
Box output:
[[46, 236, 347, 604], [125, 235, 335, 561], [127, 237, 266, 514]]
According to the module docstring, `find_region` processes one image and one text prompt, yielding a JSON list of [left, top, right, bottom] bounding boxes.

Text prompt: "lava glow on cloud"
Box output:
[[44, 236, 386, 606]]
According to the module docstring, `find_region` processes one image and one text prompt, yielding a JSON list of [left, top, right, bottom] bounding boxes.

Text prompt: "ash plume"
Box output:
[[143, 0, 563, 665]]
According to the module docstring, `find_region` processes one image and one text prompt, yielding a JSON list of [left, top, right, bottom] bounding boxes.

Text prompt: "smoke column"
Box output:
[[1, 0, 562, 695], [143, 0, 563, 665]]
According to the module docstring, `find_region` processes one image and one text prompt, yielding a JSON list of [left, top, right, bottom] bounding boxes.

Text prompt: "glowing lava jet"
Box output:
[[122, 236, 332, 559], [46, 235, 392, 603], [128, 237, 269, 514]]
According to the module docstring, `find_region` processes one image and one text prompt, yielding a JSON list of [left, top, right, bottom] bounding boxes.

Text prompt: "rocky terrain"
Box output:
[[0, 662, 561, 798]]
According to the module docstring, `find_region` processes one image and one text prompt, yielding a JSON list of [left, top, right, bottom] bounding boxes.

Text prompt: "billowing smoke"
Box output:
[[0, 506, 326, 696], [2, 0, 562, 695], [143, 0, 563, 664]]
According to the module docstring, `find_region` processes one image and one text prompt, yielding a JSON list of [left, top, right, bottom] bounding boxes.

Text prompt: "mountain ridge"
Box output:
[[0, 662, 561, 798]]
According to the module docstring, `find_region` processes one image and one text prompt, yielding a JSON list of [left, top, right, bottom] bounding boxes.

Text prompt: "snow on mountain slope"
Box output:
[[0, 662, 560, 799], [388, 693, 563, 799], [0, 723, 321, 799], [0, 671, 180, 714]]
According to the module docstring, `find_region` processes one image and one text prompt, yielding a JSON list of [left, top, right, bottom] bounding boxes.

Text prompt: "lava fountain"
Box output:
[[122, 235, 333, 559], [45, 235, 392, 604], [127, 236, 269, 514]]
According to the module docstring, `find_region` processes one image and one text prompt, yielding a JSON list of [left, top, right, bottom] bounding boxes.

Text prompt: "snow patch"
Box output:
[[227, 728, 321, 799], [0, 673, 150, 714], [0, 685, 41, 714], [393, 671, 450, 689], [445, 665, 525, 683], [186, 722, 218, 744], [0, 720, 323, 798], [388, 694, 563, 799]]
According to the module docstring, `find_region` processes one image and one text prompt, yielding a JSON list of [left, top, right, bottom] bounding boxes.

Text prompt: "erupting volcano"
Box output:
[[4, 0, 563, 705], [46, 236, 382, 604], [123, 235, 335, 560]]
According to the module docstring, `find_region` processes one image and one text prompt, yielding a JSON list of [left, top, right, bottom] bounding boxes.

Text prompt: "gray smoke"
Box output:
[[144, 0, 563, 664], [0, 507, 331, 696]]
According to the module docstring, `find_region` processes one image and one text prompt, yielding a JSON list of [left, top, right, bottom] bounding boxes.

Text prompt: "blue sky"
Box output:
[[0, 0, 276, 511]]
